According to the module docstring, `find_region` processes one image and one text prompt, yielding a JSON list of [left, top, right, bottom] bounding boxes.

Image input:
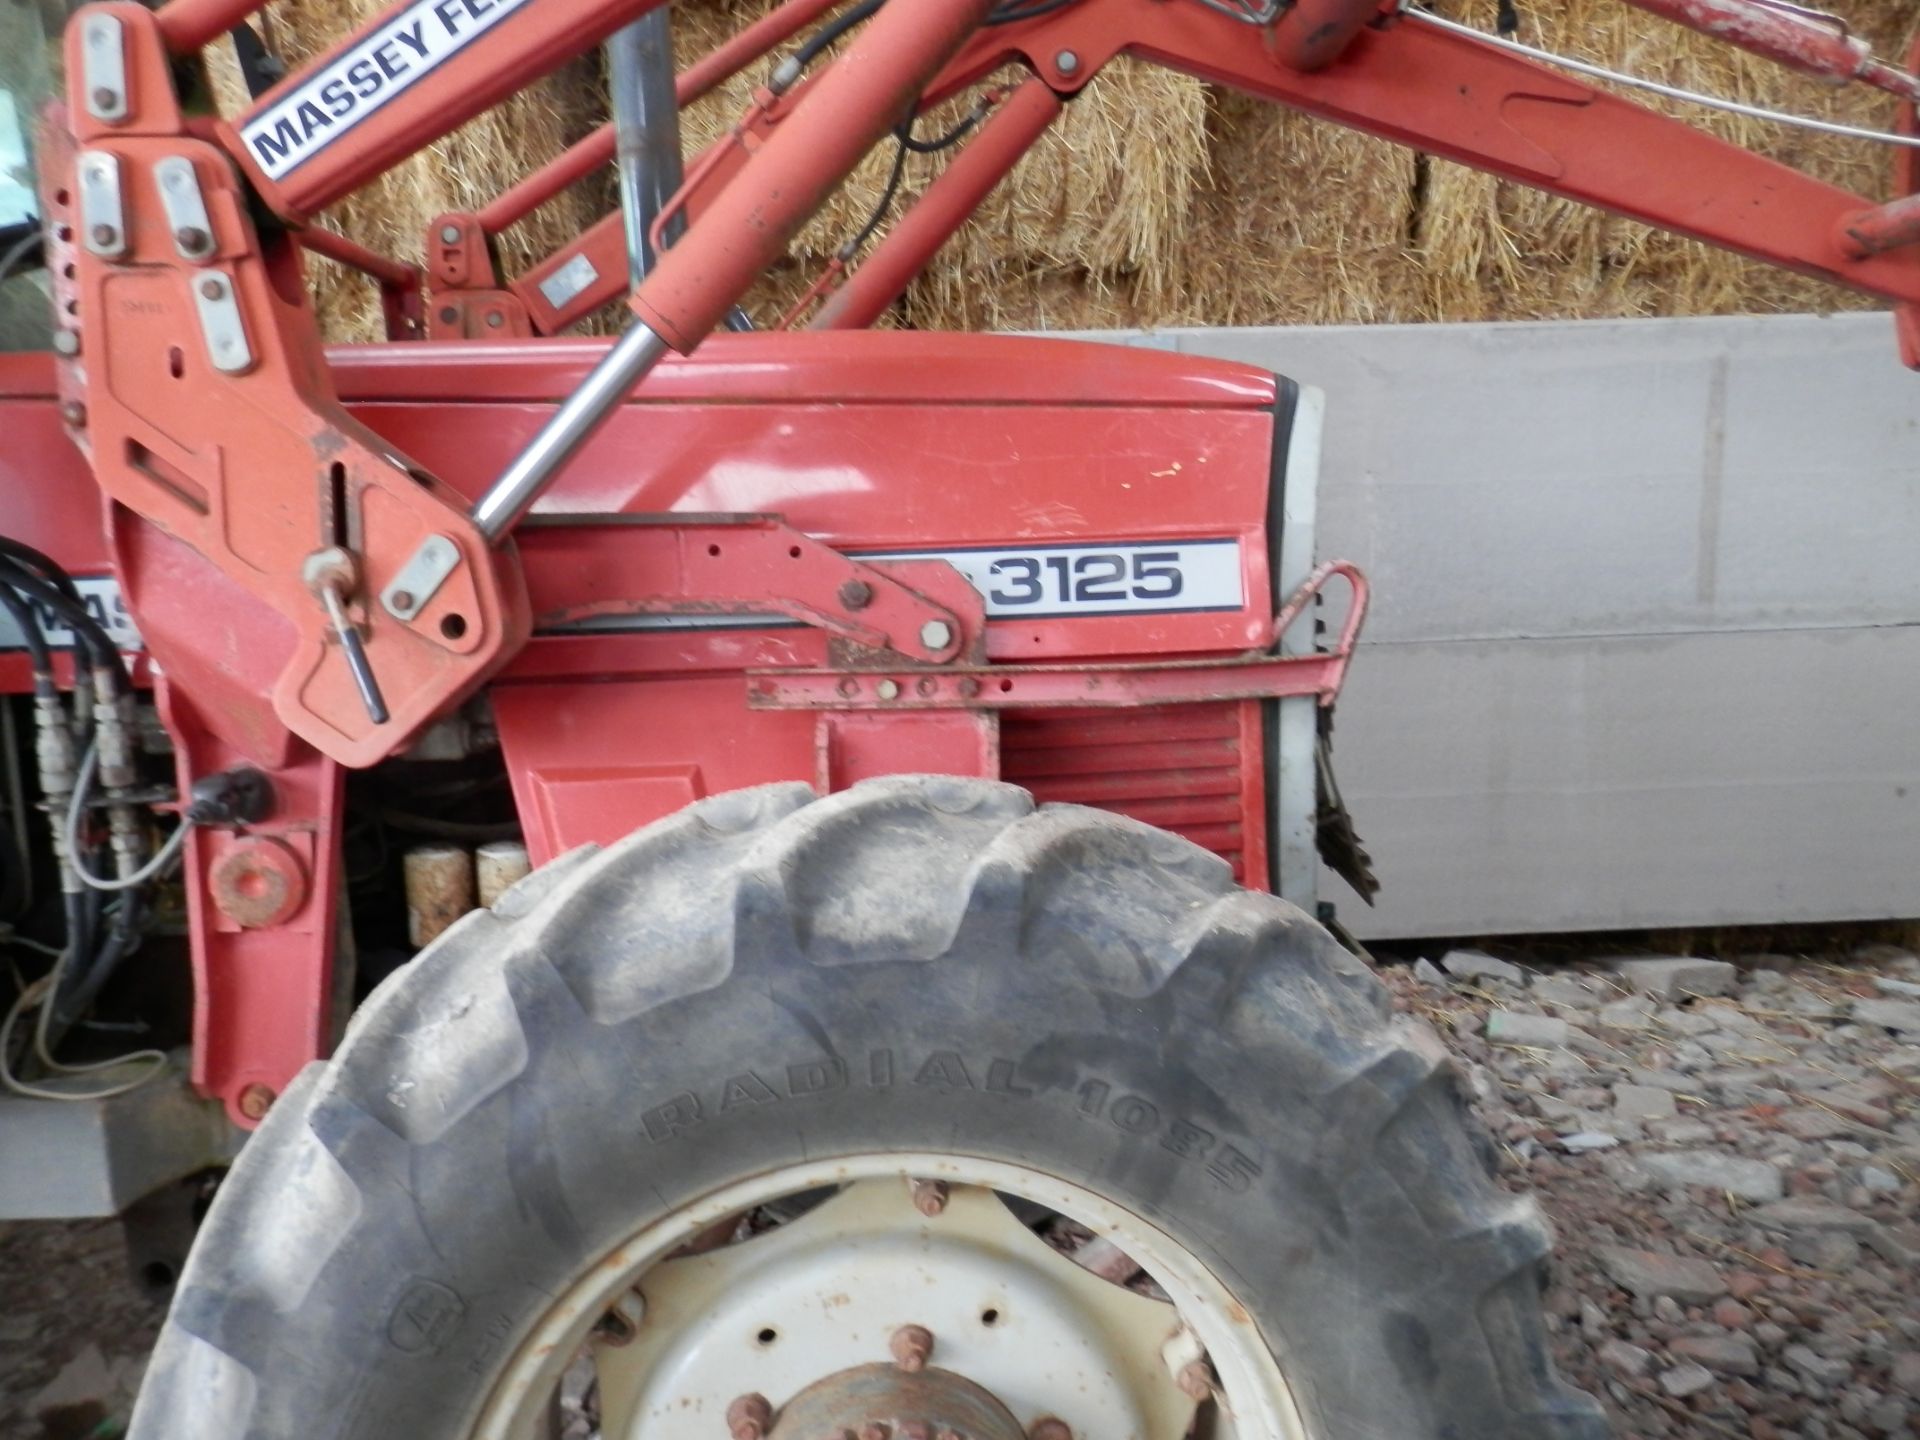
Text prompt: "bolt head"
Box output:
[[174, 225, 210, 254], [89, 223, 117, 247], [725, 1392, 772, 1440], [199, 277, 224, 300], [91, 86, 118, 110], [52, 330, 80, 357], [390, 590, 416, 612], [839, 578, 874, 611], [485, 311, 504, 328], [237, 1083, 275, 1121], [957, 676, 982, 699], [440, 223, 462, 245], [837, 677, 859, 698], [1054, 49, 1080, 74], [875, 678, 901, 701], [919, 619, 953, 652], [910, 1178, 950, 1216], [889, 1323, 934, 1372], [438, 305, 460, 324], [1176, 1359, 1214, 1401], [60, 400, 87, 428]]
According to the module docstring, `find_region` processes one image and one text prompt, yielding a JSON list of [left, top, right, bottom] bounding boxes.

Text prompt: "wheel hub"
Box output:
[[764, 1362, 1025, 1440]]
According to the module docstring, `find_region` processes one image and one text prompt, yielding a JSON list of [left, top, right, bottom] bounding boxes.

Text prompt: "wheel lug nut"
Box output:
[[889, 1323, 934, 1372], [910, 1178, 949, 1216], [726, 1392, 773, 1440], [1177, 1359, 1214, 1401], [1029, 1422, 1071, 1440]]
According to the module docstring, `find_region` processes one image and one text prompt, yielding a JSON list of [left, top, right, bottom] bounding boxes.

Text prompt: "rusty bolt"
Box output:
[[889, 1323, 934, 1372], [60, 401, 87, 428], [1176, 1360, 1214, 1401], [174, 225, 210, 254], [915, 677, 936, 697], [725, 1392, 772, 1440], [910, 1178, 949, 1216], [838, 578, 873, 611], [390, 590, 416, 611], [237, 1083, 275, 1121], [90, 223, 117, 248], [199, 277, 224, 300], [1028, 1422, 1072, 1440]]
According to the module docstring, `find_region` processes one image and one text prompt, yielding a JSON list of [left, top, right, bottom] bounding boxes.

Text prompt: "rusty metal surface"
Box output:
[[208, 836, 309, 930], [765, 1363, 1026, 1440]]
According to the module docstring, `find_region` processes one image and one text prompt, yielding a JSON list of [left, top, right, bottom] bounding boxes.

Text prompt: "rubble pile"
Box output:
[[1387, 944, 1920, 1438]]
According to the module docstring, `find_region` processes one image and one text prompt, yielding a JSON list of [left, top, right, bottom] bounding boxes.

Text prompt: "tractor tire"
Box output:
[[130, 776, 1606, 1440]]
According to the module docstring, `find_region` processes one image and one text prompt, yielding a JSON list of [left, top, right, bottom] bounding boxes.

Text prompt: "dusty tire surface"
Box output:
[[131, 776, 1605, 1440]]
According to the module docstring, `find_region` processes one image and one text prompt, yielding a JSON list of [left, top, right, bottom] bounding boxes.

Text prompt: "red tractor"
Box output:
[[2, 0, 1917, 1434]]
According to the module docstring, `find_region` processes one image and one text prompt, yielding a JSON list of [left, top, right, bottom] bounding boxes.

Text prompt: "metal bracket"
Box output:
[[155, 157, 216, 261], [81, 13, 129, 125], [77, 151, 127, 259], [190, 271, 255, 374], [381, 534, 463, 621], [749, 560, 1370, 711]]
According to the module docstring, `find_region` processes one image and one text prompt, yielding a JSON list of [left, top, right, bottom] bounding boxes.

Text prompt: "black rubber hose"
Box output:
[[791, 0, 886, 68], [0, 578, 53, 680], [0, 555, 125, 693], [0, 538, 87, 607]]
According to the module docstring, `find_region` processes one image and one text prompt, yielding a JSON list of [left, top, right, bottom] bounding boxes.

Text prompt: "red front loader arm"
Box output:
[[46, 0, 1920, 778]]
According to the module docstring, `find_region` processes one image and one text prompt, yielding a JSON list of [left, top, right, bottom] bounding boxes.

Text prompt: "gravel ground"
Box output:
[[3, 943, 1916, 1439], [1385, 942, 1920, 1439]]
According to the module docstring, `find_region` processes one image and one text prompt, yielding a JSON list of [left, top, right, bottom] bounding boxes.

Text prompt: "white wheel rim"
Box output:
[[472, 1154, 1312, 1440]]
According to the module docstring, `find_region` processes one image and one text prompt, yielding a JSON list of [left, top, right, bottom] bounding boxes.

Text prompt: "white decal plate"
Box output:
[[538, 253, 600, 311], [240, 0, 539, 181], [0, 575, 143, 653], [860, 539, 1243, 619]]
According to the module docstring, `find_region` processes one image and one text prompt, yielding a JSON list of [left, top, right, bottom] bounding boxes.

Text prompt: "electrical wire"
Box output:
[[64, 742, 194, 893], [1, 944, 166, 1101], [1402, 4, 1920, 150]]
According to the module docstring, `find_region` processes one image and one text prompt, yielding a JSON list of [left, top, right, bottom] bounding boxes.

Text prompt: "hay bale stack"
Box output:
[[210, 0, 1917, 338], [205, 4, 610, 339]]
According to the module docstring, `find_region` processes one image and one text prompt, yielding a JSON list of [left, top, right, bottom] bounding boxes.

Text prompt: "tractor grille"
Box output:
[[1000, 702, 1256, 883]]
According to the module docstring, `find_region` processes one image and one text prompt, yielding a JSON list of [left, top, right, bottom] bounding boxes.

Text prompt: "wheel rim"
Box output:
[[472, 1154, 1311, 1440]]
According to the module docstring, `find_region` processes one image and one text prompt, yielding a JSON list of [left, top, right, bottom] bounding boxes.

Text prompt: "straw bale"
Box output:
[[205, 2, 610, 340], [207, 0, 1919, 337]]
